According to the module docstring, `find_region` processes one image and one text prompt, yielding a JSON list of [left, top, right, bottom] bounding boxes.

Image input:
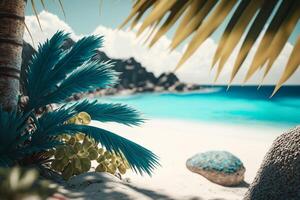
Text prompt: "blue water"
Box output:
[[100, 86, 300, 128]]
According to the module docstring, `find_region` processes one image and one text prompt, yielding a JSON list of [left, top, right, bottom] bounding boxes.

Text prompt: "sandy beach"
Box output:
[[67, 119, 292, 200]]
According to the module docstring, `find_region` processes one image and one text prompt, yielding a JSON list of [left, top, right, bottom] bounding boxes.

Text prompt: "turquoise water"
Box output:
[[100, 86, 300, 128]]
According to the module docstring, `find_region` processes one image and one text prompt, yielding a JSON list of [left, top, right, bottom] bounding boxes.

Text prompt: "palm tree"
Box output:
[[0, 0, 26, 110], [121, 0, 300, 95], [0, 0, 158, 181], [0, 31, 159, 176], [0, 0, 64, 110]]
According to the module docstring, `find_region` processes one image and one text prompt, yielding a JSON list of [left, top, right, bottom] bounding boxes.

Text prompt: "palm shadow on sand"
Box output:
[[57, 172, 176, 200]]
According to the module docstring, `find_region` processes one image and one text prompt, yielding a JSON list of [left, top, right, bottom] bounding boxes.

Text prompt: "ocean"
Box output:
[[100, 86, 300, 128]]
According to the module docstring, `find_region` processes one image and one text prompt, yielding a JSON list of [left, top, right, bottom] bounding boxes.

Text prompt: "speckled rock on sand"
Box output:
[[186, 151, 245, 186]]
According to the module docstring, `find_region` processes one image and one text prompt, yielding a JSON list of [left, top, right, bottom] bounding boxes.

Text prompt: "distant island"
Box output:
[[21, 39, 202, 99]]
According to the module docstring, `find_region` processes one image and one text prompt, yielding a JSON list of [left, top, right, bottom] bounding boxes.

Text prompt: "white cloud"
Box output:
[[24, 11, 300, 85]]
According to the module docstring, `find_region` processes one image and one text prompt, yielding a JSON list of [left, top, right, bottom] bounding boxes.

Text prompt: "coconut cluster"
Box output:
[[50, 112, 130, 180]]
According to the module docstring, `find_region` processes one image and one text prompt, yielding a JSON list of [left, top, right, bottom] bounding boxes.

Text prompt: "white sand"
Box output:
[[80, 119, 292, 200]]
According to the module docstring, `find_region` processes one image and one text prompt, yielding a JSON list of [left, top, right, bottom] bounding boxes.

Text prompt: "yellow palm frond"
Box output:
[[24, 22, 35, 47], [272, 36, 300, 97], [28, 0, 67, 31], [30, 0, 43, 31], [57, 0, 66, 19], [40, 0, 46, 10], [121, 0, 300, 95]]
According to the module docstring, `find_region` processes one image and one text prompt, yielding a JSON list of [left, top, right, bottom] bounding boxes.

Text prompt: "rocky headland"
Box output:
[[21, 39, 202, 99]]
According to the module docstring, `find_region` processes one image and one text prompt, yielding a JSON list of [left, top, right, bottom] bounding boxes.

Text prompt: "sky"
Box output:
[[25, 0, 300, 85]]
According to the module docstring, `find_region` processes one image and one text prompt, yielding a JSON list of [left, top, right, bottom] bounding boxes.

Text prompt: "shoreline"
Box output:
[[89, 118, 290, 200], [78, 85, 300, 101]]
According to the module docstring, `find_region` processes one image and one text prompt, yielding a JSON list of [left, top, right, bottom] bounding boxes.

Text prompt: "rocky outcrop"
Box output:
[[21, 39, 202, 98], [157, 73, 179, 88], [244, 126, 300, 200], [186, 151, 245, 186]]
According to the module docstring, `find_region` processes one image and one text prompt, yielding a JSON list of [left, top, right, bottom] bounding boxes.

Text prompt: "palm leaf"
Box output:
[[0, 156, 13, 167], [272, 36, 300, 96], [212, 0, 250, 68], [262, 1, 300, 81], [25, 32, 116, 110], [14, 141, 63, 159], [176, 0, 237, 70], [81, 125, 159, 175], [70, 99, 144, 126], [40, 0, 46, 9], [244, 0, 295, 83], [136, 0, 177, 36], [34, 60, 117, 108], [31, 97, 144, 144], [29, 0, 66, 28], [0, 108, 29, 153], [30, 121, 159, 175], [30, 104, 77, 145], [24, 22, 35, 47], [30, 0, 42, 31], [46, 35, 104, 92], [0, 140, 63, 167], [148, 1, 189, 47], [52, 124, 159, 175], [230, 0, 277, 83], [215, 0, 263, 82], [27, 109, 157, 175], [119, 0, 153, 29], [27, 35, 104, 106], [171, 0, 217, 50], [25, 31, 69, 109], [58, 0, 66, 19], [0, 109, 41, 166], [123, 0, 300, 94]]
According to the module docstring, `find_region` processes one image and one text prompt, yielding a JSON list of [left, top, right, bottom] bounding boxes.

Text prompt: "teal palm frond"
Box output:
[[82, 125, 159, 175], [18, 141, 63, 157], [30, 105, 77, 145], [0, 156, 12, 167], [0, 140, 63, 167], [37, 104, 76, 130], [71, 99, 144, 126], [0, 100, 72, 167], [31, 96, 143, 141], [46, 35, 104, 93], [25, 31, 68, 99], [1, 31, 159, 175], [32, 60, 117, 109], [43, 123, 159, 175], [0, 108, 35, 166], [25, 33, 109, 111], [0, 108, 29, 153]]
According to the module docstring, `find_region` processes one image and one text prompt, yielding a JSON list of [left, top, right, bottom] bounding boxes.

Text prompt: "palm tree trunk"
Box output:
[[0, 0, 26, 111]]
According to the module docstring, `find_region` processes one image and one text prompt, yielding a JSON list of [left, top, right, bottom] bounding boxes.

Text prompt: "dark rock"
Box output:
[[157, 73, 179, 88], [244, 126, 300, 200], [186, 151, 245, 186], [174, 83, 187, 92], [187, 84, 201, 91]]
